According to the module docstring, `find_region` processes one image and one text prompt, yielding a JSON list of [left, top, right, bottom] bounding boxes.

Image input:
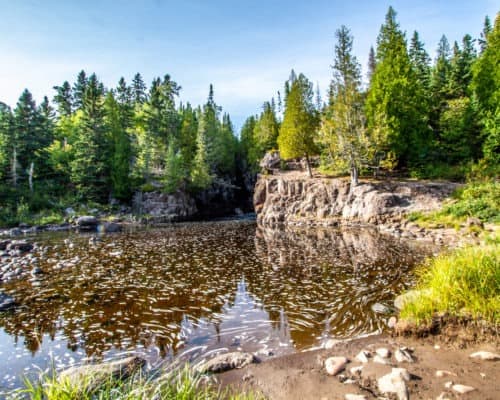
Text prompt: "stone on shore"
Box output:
[[59, 356, 145, 389], [324, 356, 349, 376], [196, 352, 255, 374], [452, 384, 476, 394], [377, 368, 410, 400], [0, 292, 16, 311], [469, 351, 500, 361]]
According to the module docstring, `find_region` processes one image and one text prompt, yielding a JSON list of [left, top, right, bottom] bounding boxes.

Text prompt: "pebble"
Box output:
[[376, 348, 391, 358], [355, 350, 370, 363], [324, 356, 348, 376], [387, 316, 397, 328], [350, 365, 363, 375], [395, 348, 414, 363], [345, 394, 367, 400], [435, 370, 456, 378], [436, 392, 452, 400], [378, 368, 410, 400], [469, 351, 500, 361], [452, 384, 476, 394], [373, 354, 390, 365]]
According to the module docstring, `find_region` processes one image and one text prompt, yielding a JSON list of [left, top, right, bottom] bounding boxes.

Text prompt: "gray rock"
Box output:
[[76, 216, 100, 228], [100, 222, 122, 233], [395, 348, 414, 363], [325, 356, 349, 376], [7, 240, 33, 253], [378, 368, 410, 400], [355, 350, 371, 363], [0, 240, 10, 251], [371, 303, 391, 314], [452, 384, 476, 394], [59, 356, 145, 389], [345, 395, 367, 400], [376, 348, 391, 359], [0, 292, 16, 311], [196, 351, 255, 373], [65, 207, 76, 215], [259, 151, 281, 171], [9, 228, 22, 236], [469, 351, 500, 361]]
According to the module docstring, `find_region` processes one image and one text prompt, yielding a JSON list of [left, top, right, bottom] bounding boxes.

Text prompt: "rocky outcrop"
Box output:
[[254, 174, 460, 228], [133, 190, 198, 222]]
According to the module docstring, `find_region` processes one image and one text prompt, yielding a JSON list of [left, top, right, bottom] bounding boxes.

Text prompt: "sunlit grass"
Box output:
[[400, 245, 500, 325], [11, 365, 263, 400]]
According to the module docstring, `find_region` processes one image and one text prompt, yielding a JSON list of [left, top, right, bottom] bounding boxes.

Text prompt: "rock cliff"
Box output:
[[254, 173, 459, 228]]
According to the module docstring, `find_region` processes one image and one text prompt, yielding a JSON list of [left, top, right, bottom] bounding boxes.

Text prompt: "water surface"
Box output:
[[0, 220, 430, 392]]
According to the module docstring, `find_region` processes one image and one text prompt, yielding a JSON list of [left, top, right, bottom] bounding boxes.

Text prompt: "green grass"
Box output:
[[10, 365, 263, 400], [408, 180, 500, 229], [400, 245, 500, 325]]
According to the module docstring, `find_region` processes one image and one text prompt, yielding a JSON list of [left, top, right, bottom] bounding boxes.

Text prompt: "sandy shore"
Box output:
[[218, 333, 500, 400]]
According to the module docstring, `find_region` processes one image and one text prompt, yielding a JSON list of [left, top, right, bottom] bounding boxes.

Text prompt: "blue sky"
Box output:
[[0, 0, 497, 129]]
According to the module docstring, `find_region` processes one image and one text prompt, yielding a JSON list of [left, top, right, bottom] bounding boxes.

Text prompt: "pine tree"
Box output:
[[253, 101, 280, 158], [52, 81, 73, 116], [178, 103, 198, 171], [0, 103, 14, 181], [472, 13, 500, 166], [479, 16, 493, 53], [239, 115, 258, 171], [72, 70, 88, 110], [190, 112, 213, 190], [409, 31, 431, 89], [277, 72, 319, 177], [320, 25, 370, 185], [367, 46, 376, 83], [70, 73, 109, 201], [104, 92, 132, 200], [449, 35, 477, 97], [132, 73, 147, 104], [366, 7, 430, 168]]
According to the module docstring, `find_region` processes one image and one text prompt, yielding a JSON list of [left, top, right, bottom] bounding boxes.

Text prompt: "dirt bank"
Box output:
[[218, 333, 500, 400]]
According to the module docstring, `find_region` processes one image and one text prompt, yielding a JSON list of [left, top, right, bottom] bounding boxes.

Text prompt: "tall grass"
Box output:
[[400, 245, 500, 325], [11, 365, 262, 400]]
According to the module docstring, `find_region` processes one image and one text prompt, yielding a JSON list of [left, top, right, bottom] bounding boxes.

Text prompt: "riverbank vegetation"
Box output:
[[0, 8, 498, 227], [15, 366, 260, 400], [242, 9, 499, 186], [400, 244, 499, 326]]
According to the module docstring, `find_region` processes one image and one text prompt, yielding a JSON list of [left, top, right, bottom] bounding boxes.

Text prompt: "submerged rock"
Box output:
[[59, 356, 145, 388], [196, 351, 255, 373], [0, 292, 17, 311]]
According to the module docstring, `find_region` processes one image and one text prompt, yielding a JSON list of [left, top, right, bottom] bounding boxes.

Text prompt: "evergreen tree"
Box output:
[[277, 72, 319, 177], [178, 103, 198, 171], [72, 70, 88, 110], [449, 35, 477, 97], [132, 73, 147, 104], [104, 92, 132, 200], [190, 111, 213, 190], [319, 25, 370, 185], [367, 46, 376, 83], [479, 16, 492, 53], [253, 101, 280, 159], [52, 81, 72, 116], [0, 103, 14, 181], [163, 140, 187, 193], [409, 31, 431, 89], [70, 73, 109, 201], [366, 7, 430, 168], [472, 13, 500, 166]]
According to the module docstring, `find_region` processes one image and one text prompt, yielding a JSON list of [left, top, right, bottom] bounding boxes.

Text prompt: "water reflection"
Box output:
[[0, 221, 429, 391]]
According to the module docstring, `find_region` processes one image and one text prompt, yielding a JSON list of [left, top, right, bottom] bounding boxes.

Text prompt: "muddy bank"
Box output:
[[219, 333, 500, 400]]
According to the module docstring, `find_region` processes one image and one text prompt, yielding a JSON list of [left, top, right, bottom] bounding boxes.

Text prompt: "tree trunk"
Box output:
[[351, 165, 359, 186], [305, 154, 313, 178]]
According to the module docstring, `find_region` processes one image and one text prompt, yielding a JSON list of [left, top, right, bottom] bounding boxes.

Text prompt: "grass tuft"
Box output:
[[10, 365, 263, 400], [400, 245, 500, 325]]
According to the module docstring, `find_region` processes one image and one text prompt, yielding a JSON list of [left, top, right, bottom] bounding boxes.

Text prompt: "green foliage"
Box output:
[[163, 141, 187, 194], [13, 365, 263, 400], [366, 7, 430, 168], [278, 72, 319, 177], [319, 25, 370, 184], [400, 245, 500, 324]]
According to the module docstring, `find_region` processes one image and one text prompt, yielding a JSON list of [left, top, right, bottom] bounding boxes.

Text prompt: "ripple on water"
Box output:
[[0, 221, 431, 392]]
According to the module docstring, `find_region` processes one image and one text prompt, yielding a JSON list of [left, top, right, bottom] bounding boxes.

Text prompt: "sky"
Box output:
[[0, 0, 497, 130]]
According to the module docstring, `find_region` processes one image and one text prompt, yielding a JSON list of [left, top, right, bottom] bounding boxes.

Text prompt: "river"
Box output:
[[0, 220, 432, 393]]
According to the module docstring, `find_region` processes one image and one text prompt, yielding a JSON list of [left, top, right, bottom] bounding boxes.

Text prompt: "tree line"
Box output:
[[241, 8, 499, 184], [0, 72, 239, 223]]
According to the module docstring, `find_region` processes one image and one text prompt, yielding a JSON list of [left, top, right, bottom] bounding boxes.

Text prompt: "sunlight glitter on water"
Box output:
[[0, 220, 430, 391]]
